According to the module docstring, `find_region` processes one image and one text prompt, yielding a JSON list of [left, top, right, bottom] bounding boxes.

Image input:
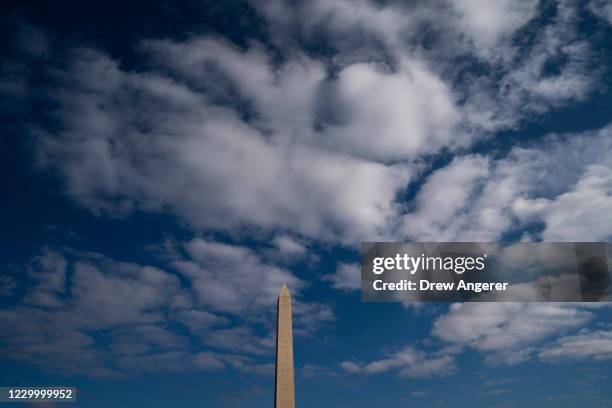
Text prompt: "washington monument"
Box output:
[[275, 283, 295, 408]]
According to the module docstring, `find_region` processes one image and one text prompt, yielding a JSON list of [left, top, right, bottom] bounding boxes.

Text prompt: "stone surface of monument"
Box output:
[[275, 283, 295, 408]]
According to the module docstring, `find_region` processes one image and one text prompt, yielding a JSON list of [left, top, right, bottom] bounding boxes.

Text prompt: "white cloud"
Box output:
[[193, 351, 226, 371], [172, 239, 304, 315], [539, 329, 612, 362], [339, 361, 361, 373], [534, 165, 612, 241], [272, 235, 307, 257], [173, 309, 229, 330], [340, 345, 456, 379], [6, 0, 612, 386], [300, 363, 339, 379], [450, 0, 539, 49], [142, 37, 326, 136], [168, 239, 333, 352], [397, 125, 612, 242], [255, 0, 597, 132], [400, 155, 490, 240], [0, 245, 332, 376], [193, 350, 275, 375], [292, 300, 335, 337], [429, 303, 612, 367], [71, 261, 183, 328], [112, 325, 187, 353], [28, 0, 605, 246], [505, 126, 612, 241], [252, 0, 420, 58], [589, 0, 612, 24], [498, 1, 594, 105], [200, 326, 274, 356], [323, 58, 461, 160], [323, 262, 360, 290], [484, 346, 536, 366], [433, 303, 594, 352], [0, 249, 193, 376], [35, 46, 413, 244]]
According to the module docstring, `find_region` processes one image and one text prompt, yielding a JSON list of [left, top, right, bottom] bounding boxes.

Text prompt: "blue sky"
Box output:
[[1, 0, 612, 407]]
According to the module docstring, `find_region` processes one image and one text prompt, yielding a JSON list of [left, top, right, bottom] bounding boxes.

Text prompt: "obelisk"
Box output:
[[274, 283, 295, 408]]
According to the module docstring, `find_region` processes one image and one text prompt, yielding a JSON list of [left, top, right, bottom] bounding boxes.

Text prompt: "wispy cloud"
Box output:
[[539, 329, 612, 362], [340, 345, 457, 379], [0, 244, 332, 376]]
